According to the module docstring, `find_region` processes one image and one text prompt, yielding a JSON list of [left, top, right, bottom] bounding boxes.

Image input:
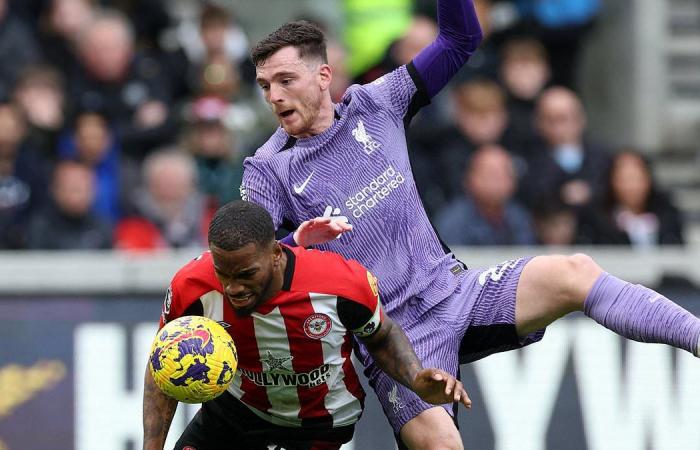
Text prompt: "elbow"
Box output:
[[436, 29, 483, 56]]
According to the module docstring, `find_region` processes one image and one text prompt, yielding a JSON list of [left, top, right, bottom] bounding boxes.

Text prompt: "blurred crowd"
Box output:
[[0, 0, 686, 251]]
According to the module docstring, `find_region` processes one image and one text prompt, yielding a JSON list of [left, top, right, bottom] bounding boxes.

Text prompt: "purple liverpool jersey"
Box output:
[[242, 65, 464, 317]]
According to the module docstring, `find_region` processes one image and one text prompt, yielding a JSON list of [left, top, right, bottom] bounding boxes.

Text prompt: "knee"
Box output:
[[561, 253, 603, 301], [567, 253, 602, 278]]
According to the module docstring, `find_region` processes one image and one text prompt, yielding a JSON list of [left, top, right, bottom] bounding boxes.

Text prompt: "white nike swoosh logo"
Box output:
[[293, 171, 314, 194]]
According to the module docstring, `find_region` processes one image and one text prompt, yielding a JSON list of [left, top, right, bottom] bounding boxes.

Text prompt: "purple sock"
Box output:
[[583, 273, 700, 356]]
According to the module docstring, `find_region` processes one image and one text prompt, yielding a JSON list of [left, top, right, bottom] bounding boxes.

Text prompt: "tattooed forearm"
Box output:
[[362, 317, 422, 389], [143, 365, 178, 450]]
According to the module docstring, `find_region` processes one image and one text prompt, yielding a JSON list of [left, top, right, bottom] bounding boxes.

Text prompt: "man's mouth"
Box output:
[[279, 109, 295, 119], [228, 293, 255, 309]]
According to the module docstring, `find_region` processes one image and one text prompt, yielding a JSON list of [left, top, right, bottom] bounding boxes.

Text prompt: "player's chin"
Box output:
[[279, 117, 307, 136], [280, 122, 301, 136]]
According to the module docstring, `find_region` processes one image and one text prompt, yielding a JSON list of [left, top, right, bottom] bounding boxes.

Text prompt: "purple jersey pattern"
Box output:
[[242, 65, 465, 321]]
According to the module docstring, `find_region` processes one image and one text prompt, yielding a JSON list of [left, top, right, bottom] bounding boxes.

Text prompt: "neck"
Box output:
[[295, 98, 335, 138], [619, 204, 646, 216]]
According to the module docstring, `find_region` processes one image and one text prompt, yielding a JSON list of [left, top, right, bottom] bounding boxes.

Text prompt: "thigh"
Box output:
[[514, 254, 601, 336], [399, 407, 463, 450], [459, 257, 546, 364], [364, 303, 463, 436]]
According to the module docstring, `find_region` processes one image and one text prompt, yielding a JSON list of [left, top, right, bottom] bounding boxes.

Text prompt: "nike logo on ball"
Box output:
[[293, 171, 314, 194]]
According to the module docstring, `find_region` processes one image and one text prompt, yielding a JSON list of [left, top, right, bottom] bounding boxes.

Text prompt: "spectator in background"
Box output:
[[409, 78, 512, 218], [532, 199, 580, 246], [0, 0, 42, 99], [69, 9, 177, 158], [27, 161, 112, 250], [355, 15, 438, 85], [185, 96, 244, 209], [584, 150, 685, 247], [12, 65, 66, 159], [523, 86, 610, 208], [37, 0, 95, 80], [174, 3, 274, 149], [435, 144, 536, 246], [102, 0, 171, 51], [0, 102, 48, 249], [175, 3, 248, 97], [115, 150, 209, 251], [439, 79, 515, 201], [494, 0, 601, 89], [499, 36, 550, 157], [56, 110, 136, 223], [452, 78, 510, 150]]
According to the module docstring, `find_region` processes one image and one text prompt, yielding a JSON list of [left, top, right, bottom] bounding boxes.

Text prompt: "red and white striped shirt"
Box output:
[[160, 245, 383, 428]]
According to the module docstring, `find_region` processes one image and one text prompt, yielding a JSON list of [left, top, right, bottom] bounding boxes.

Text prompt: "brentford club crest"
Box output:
[[303, 313, 332, 339]]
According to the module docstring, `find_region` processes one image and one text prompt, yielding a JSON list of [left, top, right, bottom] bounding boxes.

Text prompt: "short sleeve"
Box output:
[[159, 281, 185, 328], [159, 278, 203, 328], [241, 157, 286, 229], [337, 271, 384, 338]]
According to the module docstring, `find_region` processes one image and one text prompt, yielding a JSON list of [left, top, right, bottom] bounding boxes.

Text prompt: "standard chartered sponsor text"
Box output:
[[345, 165, 405, 218]]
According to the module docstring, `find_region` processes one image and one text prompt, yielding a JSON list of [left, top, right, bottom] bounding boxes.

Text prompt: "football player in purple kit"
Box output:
[[241, 1, 700, 448]]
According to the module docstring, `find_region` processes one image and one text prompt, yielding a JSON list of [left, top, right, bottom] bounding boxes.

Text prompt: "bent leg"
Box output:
[[515, 253, 601, 336], [515, 253, 700, 355]]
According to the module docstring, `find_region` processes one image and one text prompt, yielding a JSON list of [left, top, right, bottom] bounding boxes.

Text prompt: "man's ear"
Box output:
[[272, 242, 283, 266], [319, 63, 333, 91]]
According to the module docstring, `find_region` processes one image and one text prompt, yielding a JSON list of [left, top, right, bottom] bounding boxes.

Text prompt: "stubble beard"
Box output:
[[282, 89, 323, 137]]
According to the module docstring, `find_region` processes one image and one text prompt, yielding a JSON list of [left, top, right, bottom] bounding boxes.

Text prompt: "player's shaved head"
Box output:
[[208, 201, 275, 251], [251, 20, 328, 67]]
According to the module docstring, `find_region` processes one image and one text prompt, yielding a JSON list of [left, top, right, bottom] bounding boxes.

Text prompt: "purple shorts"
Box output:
[[362, 257, 545, 435]]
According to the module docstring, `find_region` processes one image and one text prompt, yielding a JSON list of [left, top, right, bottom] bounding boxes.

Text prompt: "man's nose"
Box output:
[[224, 282, 246, 297], [270, 84, 285, 104]]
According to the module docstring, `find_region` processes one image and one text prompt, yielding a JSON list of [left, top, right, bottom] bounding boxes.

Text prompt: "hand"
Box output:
[[293, 217, 353, 247], [411, 369, 471, 408]]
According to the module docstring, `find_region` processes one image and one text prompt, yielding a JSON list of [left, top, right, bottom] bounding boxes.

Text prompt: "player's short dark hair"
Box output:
[[250, 20, 328, 66], [208, 201, 275, 251]]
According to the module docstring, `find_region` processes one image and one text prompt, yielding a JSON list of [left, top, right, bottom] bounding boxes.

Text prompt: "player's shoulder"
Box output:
[[248, 128, 292, 160], [170, 251, 220, 299], [348, 65, 412, 94], [288, 245, 375, 300]]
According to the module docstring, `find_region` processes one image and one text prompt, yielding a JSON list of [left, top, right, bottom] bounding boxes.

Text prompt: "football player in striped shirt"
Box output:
[[241, 1, 700, 448], [143, 201, 470, 450]]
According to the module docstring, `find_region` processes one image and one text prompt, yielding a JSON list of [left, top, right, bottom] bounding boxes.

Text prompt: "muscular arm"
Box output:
[[360, 314, 471, 406], [143, 365, 178, 450], [413, 0, 483, 98], [360, 315, 422, 389]]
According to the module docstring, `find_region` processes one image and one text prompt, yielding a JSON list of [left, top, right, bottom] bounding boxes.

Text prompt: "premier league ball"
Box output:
[[149, 316, 238, 403]]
